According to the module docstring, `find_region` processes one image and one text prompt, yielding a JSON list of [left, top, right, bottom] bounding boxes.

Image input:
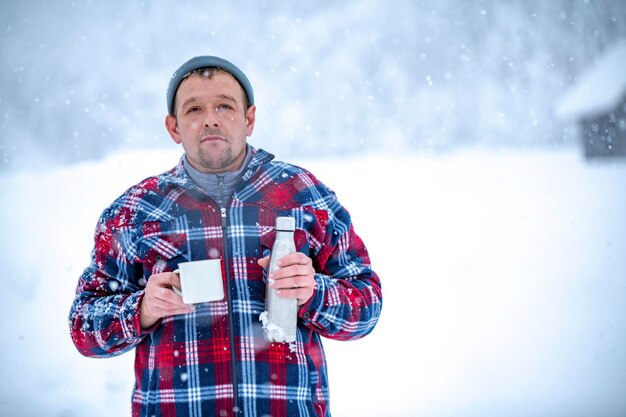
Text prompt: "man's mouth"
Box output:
[[201, 135, 225, 143]]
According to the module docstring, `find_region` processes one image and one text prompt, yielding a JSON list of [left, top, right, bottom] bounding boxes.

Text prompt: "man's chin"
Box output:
[[196, 153, 238, 173]]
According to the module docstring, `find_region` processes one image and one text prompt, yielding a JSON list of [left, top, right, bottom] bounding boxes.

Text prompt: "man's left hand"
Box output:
[[258, 252, 315, 306]]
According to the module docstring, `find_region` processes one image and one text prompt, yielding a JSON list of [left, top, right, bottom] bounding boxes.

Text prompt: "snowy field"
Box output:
[[0, 147, 625, 417]]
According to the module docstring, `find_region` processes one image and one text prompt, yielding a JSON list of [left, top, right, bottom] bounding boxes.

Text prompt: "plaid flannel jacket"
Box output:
[[69, 147, 382, 417]]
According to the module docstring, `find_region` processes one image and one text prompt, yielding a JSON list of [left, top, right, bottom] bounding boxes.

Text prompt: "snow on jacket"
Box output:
[[69, 147, 382, 417]]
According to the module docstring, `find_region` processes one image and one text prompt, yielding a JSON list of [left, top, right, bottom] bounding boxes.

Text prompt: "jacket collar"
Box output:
[[159, 146, 275, 192]]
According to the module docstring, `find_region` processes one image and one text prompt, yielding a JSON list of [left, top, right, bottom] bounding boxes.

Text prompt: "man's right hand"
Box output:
[[139, 272, 195, 329]]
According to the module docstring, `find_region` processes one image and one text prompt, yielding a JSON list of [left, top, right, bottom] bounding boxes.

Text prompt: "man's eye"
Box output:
[[217, 104, 234, 111], [186, 106, 202, 114]]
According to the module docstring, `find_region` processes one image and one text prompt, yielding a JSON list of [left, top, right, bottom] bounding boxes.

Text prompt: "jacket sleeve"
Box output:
[[298, 193, 383, 341], [68, 206, 147, 358]]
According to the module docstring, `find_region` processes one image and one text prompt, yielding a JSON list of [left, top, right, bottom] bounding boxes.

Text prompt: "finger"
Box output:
[[146, 272, 182, 294], [276, 252, 311, 267], [145, 282, 189, 311], [274, 287, 314, 305], [149, 302, 194, 317], [142, 295, 194, 320], [146, 272, 183, 294], [257, 256, 270, 268], [270, 264, 314, 281], [271, 272, 315, 290], [171, 272, 182, 289], [156, 286, 190, 306], [270, 275, 304, 289], [270, 276, 297, 289], [148, 288, 195, 309], [159, 299, 195, 313]]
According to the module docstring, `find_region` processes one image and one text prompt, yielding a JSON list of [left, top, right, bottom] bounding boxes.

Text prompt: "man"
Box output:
[[69, 56, 382, 417]]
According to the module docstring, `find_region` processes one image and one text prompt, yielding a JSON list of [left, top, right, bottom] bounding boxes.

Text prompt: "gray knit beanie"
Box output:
[[166, 56, 254, 115]]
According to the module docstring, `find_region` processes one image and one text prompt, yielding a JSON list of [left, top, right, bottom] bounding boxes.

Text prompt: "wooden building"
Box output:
[[555, 41, 626, 158]]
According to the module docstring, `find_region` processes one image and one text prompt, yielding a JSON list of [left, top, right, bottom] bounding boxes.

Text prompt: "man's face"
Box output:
[[165, 71, 256, 173]]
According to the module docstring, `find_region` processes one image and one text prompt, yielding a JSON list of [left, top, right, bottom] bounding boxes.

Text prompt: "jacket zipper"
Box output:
[[219, 176, 241, 415]]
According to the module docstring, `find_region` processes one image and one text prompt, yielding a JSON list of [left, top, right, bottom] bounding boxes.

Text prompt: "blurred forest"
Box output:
[[1, 0, 625, 171]]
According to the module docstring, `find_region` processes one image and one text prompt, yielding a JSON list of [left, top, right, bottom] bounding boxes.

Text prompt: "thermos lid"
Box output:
[[276, 216, 295, 231]]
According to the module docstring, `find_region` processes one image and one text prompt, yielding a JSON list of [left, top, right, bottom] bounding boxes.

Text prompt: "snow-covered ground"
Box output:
[[1, 148, 625, 416]]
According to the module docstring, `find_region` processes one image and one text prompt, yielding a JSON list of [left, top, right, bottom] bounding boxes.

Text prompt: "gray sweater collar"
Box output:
[[182, 144, 253, 206]]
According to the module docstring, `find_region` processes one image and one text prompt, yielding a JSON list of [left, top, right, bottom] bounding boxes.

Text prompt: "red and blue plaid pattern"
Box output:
[[69, 147, 382, 417]]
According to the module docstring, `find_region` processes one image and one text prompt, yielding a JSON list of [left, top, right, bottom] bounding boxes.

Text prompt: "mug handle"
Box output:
[[172, 269, 182, 296]]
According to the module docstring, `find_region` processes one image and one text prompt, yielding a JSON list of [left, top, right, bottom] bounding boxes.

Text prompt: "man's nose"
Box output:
[[204, 109, 220, 127]]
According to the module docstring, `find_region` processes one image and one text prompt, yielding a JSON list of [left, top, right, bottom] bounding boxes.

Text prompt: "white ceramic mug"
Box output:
[[172, 259, 224, 304]]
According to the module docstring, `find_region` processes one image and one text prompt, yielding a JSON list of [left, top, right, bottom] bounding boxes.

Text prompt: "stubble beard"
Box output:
[[195, 141, 245, 173]]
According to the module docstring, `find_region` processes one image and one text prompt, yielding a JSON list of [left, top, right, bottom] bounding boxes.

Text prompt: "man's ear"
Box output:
[[245, 105, 256, 137], [165, 114, 182, 144]]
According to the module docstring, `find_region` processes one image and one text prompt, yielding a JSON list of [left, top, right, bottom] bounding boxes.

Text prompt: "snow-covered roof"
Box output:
[[555, 40, 626, 120]]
